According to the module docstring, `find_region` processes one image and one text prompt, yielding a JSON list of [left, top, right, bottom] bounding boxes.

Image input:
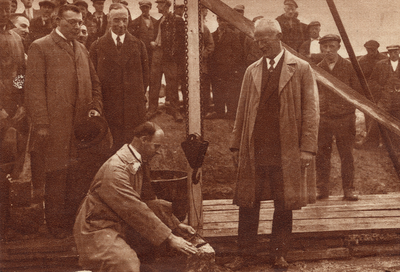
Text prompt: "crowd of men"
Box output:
[[1, 0, 400, 270]]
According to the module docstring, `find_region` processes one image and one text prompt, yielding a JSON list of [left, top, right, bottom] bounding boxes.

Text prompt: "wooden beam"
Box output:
[[200, 0, 400, 137]]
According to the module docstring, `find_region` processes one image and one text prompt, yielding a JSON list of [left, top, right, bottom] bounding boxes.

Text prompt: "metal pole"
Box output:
[[326, 0, 400, 180]]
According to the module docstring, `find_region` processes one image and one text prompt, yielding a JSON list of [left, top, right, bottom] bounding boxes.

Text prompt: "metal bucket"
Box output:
[[150, 170, 188, 221]]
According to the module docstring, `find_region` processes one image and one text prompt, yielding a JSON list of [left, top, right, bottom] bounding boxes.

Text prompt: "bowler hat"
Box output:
[[387, 45, 400, 51], [284, 0, 298, 8], [364, 40, 379, 49], [319, 34, 341, 44], [39, 0, 55, 8], [139, 0, 151, 7], [74, 116, 109, 149], [74, 0, 88, 9]]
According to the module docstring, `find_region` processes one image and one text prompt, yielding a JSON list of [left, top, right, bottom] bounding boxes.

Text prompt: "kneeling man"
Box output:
[[74, 122, 197, 271]]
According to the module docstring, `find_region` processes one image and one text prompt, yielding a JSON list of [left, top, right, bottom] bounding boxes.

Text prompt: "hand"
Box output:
[[0, 109, 8, 121], [11, 106, 26, 123], [36, 127, 50, 141], [167, 233, 198, 255], [88, 110, 100, 117], [178, 223, 196, 235], [150, 41, 157, 49], [301, 151, 313, 168], [232, 149, 239, 168]]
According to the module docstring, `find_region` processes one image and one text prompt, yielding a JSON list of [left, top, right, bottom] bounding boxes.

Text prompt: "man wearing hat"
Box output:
[[174, 3, 184, 17], [316, 34, 361, 201], [90, 3, 149, 153], [299, 21, 324, 63], [74, 0, 92, 25], [27, 0, 55, 42], [130, 0, 157, 71], [147, 0, 185, 122], [88, 0, 107, 48], [356, 40, 387, 149], [276, 0, 306, 52], [26, 4, 103, 238], [0, 0, 27, 239], [21, 0, 40, 21], [369, 45, 400, 151]]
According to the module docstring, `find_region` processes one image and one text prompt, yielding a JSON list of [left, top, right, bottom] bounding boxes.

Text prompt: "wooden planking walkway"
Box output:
[[202, 193, 400, 238]]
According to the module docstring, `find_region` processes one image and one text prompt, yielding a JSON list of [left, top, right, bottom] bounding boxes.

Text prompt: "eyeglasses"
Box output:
[[62, 17, 83, 27]]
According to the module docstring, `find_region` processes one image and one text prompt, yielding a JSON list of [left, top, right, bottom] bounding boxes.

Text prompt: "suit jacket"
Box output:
[[231, 50, 319, 210], [276, 14, 306, 52], [74, 144, 172, 269], [129, 14, 157, 49], [25, 30, 102, 172], [298, 39, 324, 64], [90, 31, 149, 147], [317, 56, 361, 117], [27, 16, 53, 44], [209, 27, 242, 80]]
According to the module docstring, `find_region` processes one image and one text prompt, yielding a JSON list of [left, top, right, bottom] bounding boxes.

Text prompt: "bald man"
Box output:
[[90, 4, 149, 153], [228, 18, 319, 270]]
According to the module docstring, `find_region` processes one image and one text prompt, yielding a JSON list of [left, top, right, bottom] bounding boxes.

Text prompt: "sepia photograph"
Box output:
[[1, 0, 400, 271]]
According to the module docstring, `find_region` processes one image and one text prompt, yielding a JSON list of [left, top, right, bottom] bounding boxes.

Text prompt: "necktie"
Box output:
[[116, 36, 122, 52], [269, 59, 275, 72]]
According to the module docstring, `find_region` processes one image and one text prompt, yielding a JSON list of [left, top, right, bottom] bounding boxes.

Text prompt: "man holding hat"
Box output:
[[130, 0, 157, 70], [316, 34, 361, 201], [276, 0, 306, 52], [299, 21, 324, 63], [356, 40, 387, 149], [25, 4, 103, 238], [27, 0, 55, 42], [369, 45, 400, 151]]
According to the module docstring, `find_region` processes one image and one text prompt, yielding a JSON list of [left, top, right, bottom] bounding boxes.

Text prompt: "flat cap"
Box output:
[[73, 0, 88, 9], [387, 45, 400, 51], [364, 40, 379, 49], [91, 0, 105, 3], [319, 34, 341, 44], [233, 4, 245, 12], [155, 0, 171, 4], [284, 0, 298, 8], [39, 0, 55, 8], [139, 0, 151, 7], [308, 21, 321, 28]]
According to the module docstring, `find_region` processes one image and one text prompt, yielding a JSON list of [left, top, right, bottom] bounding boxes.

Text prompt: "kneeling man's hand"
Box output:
[[178, 223, 196, 235], [167, 233, 198, 255]]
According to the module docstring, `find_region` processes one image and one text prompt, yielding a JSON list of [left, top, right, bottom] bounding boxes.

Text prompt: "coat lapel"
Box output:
[[250, 57, 264, 96], [120, 34, 134, 67], [51, 30, 74, 58], [279, 50, 296, 94]]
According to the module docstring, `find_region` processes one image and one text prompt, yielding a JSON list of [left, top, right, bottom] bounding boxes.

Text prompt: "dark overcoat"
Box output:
[[90, 31, 149, 147], [231, 51, 319, 210], [25, 30, 103, 172]]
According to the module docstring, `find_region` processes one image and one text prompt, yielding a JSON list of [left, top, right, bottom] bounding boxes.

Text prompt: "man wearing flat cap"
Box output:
[[276, 0, 306, 52], [356, 40, 387, 149], [369, 45, 400, 152], [26, 4, 103, 238], [316, 34, 361, 202], [299, 21, 324, 63], [130, 0, 157, 71], [27, 0, 55, 43], [74, 0, 92, 25]]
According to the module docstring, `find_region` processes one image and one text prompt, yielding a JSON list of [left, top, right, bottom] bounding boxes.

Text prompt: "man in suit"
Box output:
[[299, 21, 324, 63], [130, 0, 157, 72], [228, 18, 319, 270], [207, 16, 242, 119], [356, 40, 388, 149], [147, 0, 185, 122], [25, 4, 103, 238], [316, 34, 361, 201], [0, 0, 27, 239], [28, 0, 55, 43], [87, 0, 107, 46], [369, 45, 400, 151], [21, 0, 40, 21], [90, 3, 149, 153], [276, 0, 306, 52], [74, 122, 198, 271]]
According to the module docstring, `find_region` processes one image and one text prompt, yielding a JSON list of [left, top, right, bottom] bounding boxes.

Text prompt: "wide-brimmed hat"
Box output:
[[74, 116, 109, 149]]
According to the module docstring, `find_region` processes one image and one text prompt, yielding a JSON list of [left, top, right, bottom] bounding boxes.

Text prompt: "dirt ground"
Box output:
[[151, 109, 400, 200]]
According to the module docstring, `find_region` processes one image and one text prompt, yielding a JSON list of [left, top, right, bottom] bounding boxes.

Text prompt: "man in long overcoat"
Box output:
[[25, 4, 102, 238], [228, 18, 319, 270], [90, 4, 148, 152]]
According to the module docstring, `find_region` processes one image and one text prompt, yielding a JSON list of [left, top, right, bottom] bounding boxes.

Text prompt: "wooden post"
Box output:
[[186, 0, 203, 229]]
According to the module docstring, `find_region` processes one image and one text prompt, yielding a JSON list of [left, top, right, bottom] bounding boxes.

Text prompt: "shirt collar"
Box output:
[[111, 30, 126, 45], [266, 49, 284, 68], [128, 144, 142, 163]]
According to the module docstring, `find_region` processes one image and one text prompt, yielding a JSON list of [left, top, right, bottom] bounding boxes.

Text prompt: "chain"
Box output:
[[183, 0, 190, 137], [198, 2, 204, 137]]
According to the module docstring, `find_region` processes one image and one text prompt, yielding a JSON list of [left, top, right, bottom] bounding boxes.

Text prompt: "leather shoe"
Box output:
[[272, 256, 289, 269], [224, 256, 247, 271], [343, 190, 358, 201]]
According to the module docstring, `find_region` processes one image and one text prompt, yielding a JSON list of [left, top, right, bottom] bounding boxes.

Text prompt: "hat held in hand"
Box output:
[[74, 116, 109, 149]]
